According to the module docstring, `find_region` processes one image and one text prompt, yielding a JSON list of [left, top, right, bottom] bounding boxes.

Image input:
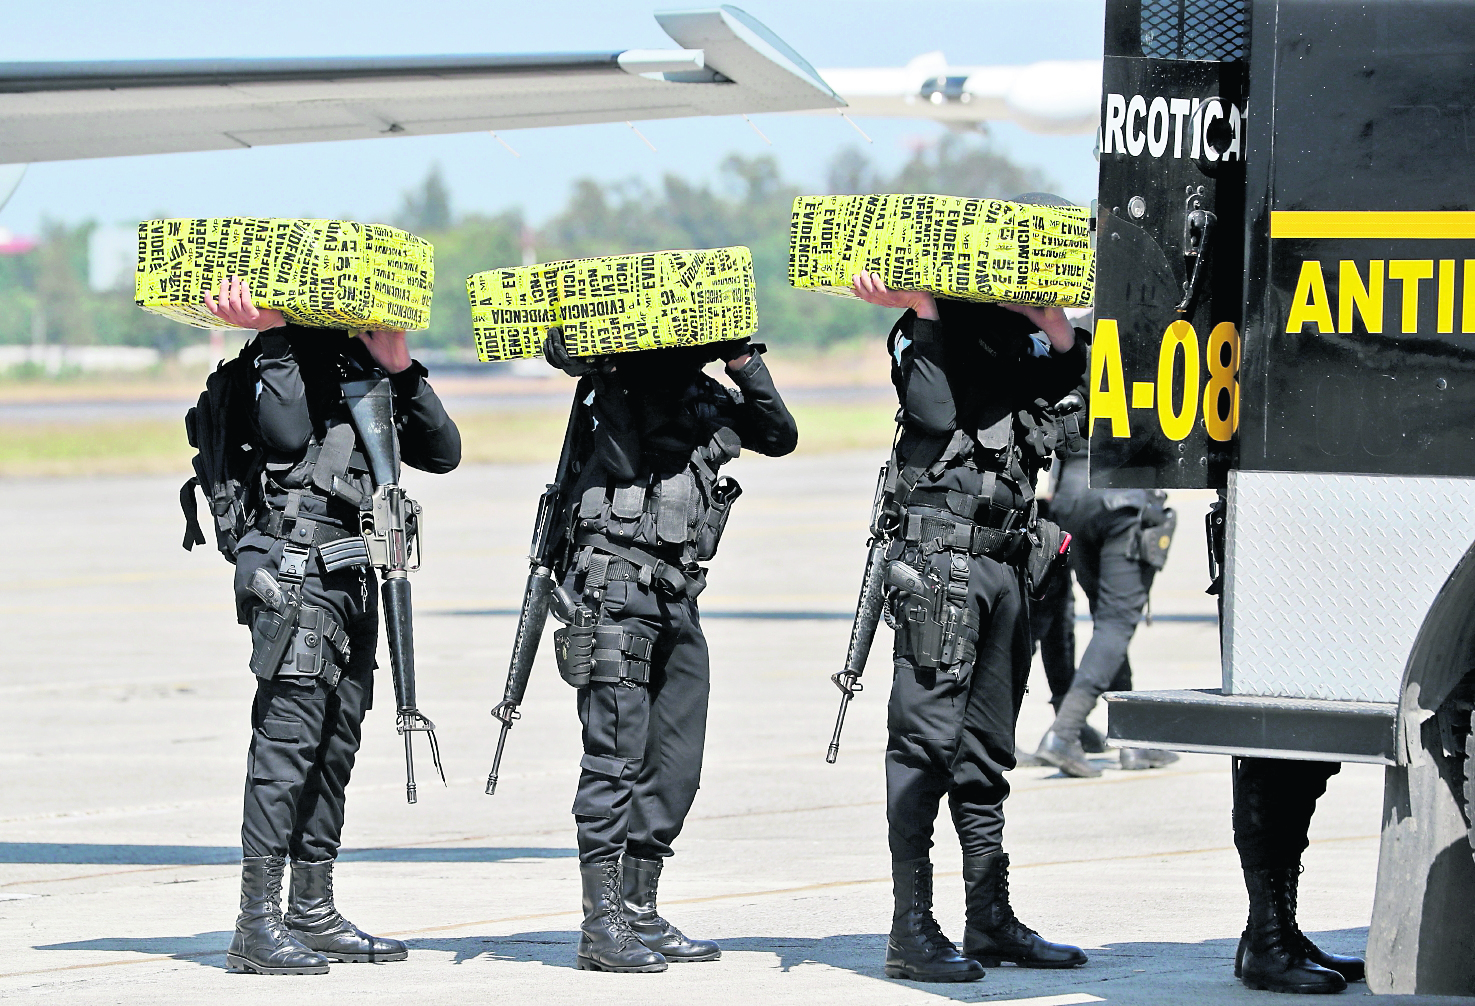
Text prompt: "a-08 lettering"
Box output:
[[1088, 318, 1240, 442], [1100, 93, 1243, 162]]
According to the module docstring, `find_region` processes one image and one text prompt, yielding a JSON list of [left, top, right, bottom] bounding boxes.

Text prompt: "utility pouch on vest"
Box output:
[[1026, 519, 1071, 600], [655, 473, 694, 545], [695, 476, 742, 561], [553, 605, 598, 689]]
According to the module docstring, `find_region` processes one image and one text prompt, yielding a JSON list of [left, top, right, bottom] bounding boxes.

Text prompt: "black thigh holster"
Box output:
[[249, 602, 350, 687], [555, 622, 653, 689], [892, 552, 980, 675]]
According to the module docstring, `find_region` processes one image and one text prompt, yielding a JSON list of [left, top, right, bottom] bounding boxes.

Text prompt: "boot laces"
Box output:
[[911, 872, 956, 956], [602, 866, 644, 950], [989, 868, 1039, 941], [1281, 868, 1319, 958]]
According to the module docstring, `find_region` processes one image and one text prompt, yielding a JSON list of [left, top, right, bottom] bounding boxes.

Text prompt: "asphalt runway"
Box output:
[[0, 452, 1454, 1004]]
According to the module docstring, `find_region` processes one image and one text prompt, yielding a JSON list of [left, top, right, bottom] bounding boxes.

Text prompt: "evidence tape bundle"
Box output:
[[467, 246, 758, 362], [135, 218, 435, 331], [788, 194, 1095, 307]]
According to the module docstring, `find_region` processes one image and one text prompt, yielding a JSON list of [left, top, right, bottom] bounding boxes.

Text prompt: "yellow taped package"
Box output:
[[467, 246, 758, 362], [788, 194, 1094, 307], [135, 218, 435, 331]]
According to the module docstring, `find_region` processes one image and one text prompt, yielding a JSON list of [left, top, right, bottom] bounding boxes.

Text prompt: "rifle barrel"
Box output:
[[826, 692, 852, 764], [404, 730, 418, 804], [486, 719, 514, 795]]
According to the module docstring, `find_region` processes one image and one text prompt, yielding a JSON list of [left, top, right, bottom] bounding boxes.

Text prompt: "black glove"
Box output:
[[712, 337, 753, 364], [542, 326, 604, 377]]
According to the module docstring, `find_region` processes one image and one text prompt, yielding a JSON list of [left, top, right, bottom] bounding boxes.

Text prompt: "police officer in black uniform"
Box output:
[[852, 271, 1089, 983], [542, 328, 797, 973], [203, 278, 461, 975]]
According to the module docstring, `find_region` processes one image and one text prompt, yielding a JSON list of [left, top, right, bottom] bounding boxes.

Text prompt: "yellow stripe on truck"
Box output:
[[1271, 211, 1475, 240]]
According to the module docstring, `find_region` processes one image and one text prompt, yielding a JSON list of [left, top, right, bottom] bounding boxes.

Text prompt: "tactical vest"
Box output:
[[575, 425, 743, 566]]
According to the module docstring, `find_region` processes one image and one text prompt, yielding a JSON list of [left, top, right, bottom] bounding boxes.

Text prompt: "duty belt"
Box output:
[[576, 532, 690, 597], [257, 497, 371, 573], [903, 510, 1028, 562], [257, 509, 358, 547]]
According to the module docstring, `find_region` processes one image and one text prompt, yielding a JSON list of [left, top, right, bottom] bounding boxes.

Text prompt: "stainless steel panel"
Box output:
[[1223, 470, 1475, 703]]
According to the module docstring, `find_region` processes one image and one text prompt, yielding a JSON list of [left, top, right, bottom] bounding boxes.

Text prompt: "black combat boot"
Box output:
[[577, 859, 668, 973], [1236, 866, 1362, 988], [1237, 867, 1348, 993], [962, 852, 1088, 968], [226, 856, 331, 975], [883, 858, 984, 982], [285, 860, 408, 963], [621, 856, 720, 962]]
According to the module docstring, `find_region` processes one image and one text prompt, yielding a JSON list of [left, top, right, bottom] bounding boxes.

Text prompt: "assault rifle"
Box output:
[[343, 377, 444, 805], [486, 393, 584, 795], [827, 464, 897, 763]]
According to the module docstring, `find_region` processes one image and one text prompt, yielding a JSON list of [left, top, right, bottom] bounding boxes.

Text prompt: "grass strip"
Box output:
[[0, 401, 897, 478]]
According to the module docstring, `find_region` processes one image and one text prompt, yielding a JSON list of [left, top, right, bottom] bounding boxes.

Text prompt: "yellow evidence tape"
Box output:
[[788, 193, 1095, 307], [467, 246, 759, 362], [135, 218, 435, 331]]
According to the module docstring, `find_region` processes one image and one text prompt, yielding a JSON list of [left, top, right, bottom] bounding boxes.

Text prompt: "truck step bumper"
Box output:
[[1104, 688, 1396, 765]]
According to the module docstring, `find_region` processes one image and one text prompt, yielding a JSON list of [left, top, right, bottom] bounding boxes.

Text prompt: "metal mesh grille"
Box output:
[[1140, 0, 1247, 61]]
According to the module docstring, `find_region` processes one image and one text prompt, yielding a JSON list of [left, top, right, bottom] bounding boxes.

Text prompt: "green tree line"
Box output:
[[0, 135, 1051, 355]]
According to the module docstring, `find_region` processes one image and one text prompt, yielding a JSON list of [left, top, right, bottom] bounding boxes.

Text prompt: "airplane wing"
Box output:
[[0, 6, 841, 164]]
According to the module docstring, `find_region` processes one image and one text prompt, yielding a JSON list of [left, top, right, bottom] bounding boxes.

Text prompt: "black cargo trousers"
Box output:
[[564, 566, 710, 865], [233, 529, 379, 863], [886, 531, 1034, 861]]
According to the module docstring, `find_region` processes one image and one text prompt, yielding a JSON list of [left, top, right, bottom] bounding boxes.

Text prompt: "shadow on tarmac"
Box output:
[[34, 931, 232, 970], [0, 843, 577, 865], [406, 928, 1371, 995]]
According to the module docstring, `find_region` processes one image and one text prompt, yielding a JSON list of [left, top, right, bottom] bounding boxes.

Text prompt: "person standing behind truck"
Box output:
[[1030, 377, 1180, 778], [851, 271, 1089, 983]]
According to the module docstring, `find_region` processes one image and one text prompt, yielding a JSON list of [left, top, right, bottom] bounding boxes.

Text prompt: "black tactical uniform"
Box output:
[[546, 335, 796, 973], [1033, 442, 1177, 776], [229, 327, 460, 975], [881, 301, 1088, 982]]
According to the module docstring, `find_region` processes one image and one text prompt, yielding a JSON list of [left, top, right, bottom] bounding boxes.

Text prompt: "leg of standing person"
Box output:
[[1233, 757, 1362, 992], [281, 566, 408, 963], [1038, 503, 1155, 777], [954, 560, 1087, 969], [883, 549, 987, 984], [570, 574, 668, 973], [622, 592, 721, 962]]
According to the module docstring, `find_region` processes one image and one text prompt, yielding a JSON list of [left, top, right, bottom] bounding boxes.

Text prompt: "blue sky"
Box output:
[[0, 0, 1105, 235]]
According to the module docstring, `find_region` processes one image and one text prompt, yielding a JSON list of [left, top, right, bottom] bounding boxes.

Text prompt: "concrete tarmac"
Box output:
[[0, 452, 1464, 1004]]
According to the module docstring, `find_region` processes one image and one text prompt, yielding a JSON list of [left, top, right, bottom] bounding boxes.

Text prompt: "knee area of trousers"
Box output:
[[247, 717, 314, 782]]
